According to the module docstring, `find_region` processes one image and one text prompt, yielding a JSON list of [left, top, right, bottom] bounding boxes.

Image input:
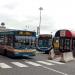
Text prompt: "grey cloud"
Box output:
[[0, 14, 55, 34]]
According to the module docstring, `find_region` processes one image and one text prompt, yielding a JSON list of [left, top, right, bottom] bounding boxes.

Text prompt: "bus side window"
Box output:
[[38, 40, 42, 47], [64, 39, 70, 50], [7, 35, 14, 47], [0, 35, 5, 45], [60, 39, 63, 49]]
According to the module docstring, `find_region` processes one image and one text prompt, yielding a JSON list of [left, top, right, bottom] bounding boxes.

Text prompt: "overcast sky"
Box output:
[[0, 0, 75, 34]]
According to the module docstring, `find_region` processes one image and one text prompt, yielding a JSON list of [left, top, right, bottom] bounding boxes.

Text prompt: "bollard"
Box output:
[[48, 49, 55, 60], [60, 52, 74, 63]]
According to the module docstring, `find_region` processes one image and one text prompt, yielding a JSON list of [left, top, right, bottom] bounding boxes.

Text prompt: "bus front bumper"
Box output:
[[14, 49, 36, 57]]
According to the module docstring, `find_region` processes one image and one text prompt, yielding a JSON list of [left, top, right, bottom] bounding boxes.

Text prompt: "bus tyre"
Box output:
[[6, 51, 14, 58], [45, 50, 49, 54]]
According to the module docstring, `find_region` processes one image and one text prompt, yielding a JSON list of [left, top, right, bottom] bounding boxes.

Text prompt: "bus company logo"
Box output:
[[60, 31, 65, 37]]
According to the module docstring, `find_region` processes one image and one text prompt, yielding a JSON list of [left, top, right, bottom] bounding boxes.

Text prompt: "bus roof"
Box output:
[[39, 34, 52, 36], [0, 30, 36, 36], [38, 34, 52, 38], [55, 29, 75, 38]]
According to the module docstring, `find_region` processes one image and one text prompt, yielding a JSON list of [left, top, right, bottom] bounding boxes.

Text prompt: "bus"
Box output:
[[0, 30, 36, 57], [53, 29, 75, 55], [36, 34, 52, 53]]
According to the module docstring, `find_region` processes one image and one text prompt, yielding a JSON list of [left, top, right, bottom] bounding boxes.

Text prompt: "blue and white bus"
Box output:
[[36, 34, 52, 53], [0, 30, 36, 58]]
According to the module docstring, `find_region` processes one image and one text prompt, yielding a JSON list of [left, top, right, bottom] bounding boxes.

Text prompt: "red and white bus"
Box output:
[[53, 29, 75, 56]]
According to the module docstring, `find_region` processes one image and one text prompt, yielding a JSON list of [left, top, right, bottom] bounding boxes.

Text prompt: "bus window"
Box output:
[[25, 36, 30, 49], [38, 37, 51, 47], [49, 39, 52, 47], [43, 40, 47, 47], [25, 39, 29, 45], [38, 40, 43, 47], [60, 39, 63, 50], [15, 43, 22, 49], [0, 35, 5, 45], [6, 35, 14, 47], [15, 36, 25, 49], [30, 37, 35, 49], [64, 39, 70, 50]]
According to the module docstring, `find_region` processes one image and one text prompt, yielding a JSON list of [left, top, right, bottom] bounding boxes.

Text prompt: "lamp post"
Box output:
[[38, 7, 43, 35]]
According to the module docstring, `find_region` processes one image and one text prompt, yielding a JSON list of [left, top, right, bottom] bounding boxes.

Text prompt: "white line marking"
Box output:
[[25, 61, 42, 66], [47, 60, 65, 64], [37, 61, 54, 65], [0, 63, 12, 68], [11, 62, 28, 67], [42, 66, 68, 75]]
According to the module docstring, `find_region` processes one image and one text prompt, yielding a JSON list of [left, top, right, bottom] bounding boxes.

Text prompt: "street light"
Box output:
[[38, 7, 43, 35]]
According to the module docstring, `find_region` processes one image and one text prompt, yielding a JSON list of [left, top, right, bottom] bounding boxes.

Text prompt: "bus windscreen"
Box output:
[[15, 36, 36, 49], [38, 38, 51, 48]]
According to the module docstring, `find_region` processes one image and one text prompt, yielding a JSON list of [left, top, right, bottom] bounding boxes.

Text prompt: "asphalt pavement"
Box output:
[[0, 52, 75, 75]]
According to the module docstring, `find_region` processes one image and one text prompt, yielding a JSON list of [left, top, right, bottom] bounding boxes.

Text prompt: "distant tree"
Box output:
[[1, 22, 5, 26]]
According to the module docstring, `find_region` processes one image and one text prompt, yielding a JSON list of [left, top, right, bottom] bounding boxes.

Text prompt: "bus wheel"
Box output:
[[45, 50, 49, 54]]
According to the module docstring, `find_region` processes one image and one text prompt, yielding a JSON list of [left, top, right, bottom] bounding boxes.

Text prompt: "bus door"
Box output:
[[53, 37, 59, 49], [63, 38, 71, 52], [53, 37, 60, 54]]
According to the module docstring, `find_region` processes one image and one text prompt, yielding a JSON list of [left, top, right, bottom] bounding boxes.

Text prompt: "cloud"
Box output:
[[0, 0, 74, 34], [4, 2, 18, 10]]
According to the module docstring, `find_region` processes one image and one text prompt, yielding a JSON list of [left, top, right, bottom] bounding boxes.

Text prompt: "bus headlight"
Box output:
[[32, 49, 36, 55], [14, 52, 19, 54], [14, 50, 19, 54]]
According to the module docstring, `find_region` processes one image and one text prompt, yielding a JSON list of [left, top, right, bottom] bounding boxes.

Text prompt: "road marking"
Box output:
[[47, 60, 65, 64], [41, 66, 68, 75], [0, 63, 12, 68], [37, 61, 54, 65], [11, 62, 28, 67], [25, 61, 42, 66]]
